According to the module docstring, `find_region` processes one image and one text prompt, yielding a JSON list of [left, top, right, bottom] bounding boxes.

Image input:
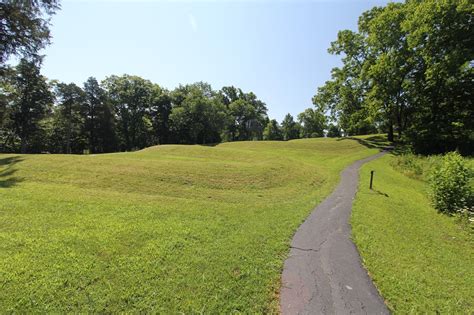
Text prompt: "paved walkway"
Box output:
[[280, 152, 389, 315]]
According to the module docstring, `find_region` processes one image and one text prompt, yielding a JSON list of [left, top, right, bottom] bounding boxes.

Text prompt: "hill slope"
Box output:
[[352, 155, 474, 313], [0, 138, 377, 312]]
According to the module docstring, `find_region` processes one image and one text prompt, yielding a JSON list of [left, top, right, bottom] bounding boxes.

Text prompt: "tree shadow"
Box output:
[[337, 135, 393, 151], [335, 135, 413, 155], [199, 143, 219, 147], [0, 156, 24, 188]]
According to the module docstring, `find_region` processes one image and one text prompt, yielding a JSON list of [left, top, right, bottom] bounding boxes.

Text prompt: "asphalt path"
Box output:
[[280, 152, 389, 315]]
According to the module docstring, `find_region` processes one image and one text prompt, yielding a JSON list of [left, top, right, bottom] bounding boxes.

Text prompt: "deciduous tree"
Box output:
[[7, 59, 53, 153], [281, 113, 300, 140], [53, 82, 85, 153], [1, 0, 60, 68], [263, 119, 282, 140], [298, 108, 326, 138], [83, 77, 117, 153]]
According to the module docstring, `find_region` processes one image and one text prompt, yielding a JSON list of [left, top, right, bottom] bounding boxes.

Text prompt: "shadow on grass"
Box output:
[[199, 143, 219, 147], [372, 189, 389, 197], [337, 135, 393, 150], [336, 135, 412, 155], [0, 156, 24, 188]]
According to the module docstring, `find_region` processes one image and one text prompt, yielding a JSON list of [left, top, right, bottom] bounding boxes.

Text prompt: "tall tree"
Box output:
[[313, 0, 472, 153], [149, 85, 171, 144], [53, 82, 85, 153], [263, 119, 282, 140], [313, 28, 378, 137], [219, 86, 268, 141], [402, 0, 473, 154], [169, 82, 226, 144], [0, 67, 16, 151], [1, 0, 60, 68], [83, 77, 116, 153], [281, 113, 300, 140], [103, 75, 154, 151], [298, 108, 326, 138], [7, 59, 53, 153], [360, 3, 411, 141], [327, 124, 341, 138]]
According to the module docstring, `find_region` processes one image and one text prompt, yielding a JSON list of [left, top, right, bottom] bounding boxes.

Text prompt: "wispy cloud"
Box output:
[[188, 13, 197, 32]]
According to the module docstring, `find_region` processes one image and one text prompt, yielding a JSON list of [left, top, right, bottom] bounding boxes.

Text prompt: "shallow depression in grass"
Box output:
[[0, 138, 377, 312]]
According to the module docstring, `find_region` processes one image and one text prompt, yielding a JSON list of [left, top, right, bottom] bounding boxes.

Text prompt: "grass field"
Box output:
[[0, 138, 377, 312], [352, 154, 474, 313]]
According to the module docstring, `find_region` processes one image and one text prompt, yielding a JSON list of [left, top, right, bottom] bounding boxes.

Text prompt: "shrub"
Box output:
[[429, 152, 473, 214]]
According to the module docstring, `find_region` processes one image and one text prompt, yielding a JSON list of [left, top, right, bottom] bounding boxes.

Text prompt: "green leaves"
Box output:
[[280, 114, 300, 141], [262, 119, 282, 141], [314, 0, 474, 153], [0, 0, 60, 65], [103, 75, 167, 151], [429, 152, 472, 214], [7, 59, 53, 153], [169, 83, 227, 145], [223, 87, 268, 142], [297, 108, 326, 138]]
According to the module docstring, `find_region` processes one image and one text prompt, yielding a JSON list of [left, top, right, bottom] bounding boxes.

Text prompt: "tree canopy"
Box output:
[[2, 0, 471, 155], [313, 0, 473, 154], [2, 62, 330, 153], [1, 0, 60, 68]]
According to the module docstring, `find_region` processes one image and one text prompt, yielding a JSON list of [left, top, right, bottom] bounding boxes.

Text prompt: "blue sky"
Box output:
[[41, 0, 393, 121]]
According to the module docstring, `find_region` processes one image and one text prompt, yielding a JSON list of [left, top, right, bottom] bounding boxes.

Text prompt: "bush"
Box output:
[[429, 152, 473, 214]]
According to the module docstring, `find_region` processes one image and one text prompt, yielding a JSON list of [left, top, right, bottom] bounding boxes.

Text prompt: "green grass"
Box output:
[[352, 154, 474, 313], [0, 138, 377, 312]]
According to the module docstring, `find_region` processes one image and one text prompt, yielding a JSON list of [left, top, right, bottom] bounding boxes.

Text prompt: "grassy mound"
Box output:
[[0, 138, 376, 312], [352, 155, 474, 313]]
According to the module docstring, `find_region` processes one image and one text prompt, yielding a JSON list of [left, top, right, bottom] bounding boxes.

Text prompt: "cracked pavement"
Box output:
[[280, 152, 389, 315]]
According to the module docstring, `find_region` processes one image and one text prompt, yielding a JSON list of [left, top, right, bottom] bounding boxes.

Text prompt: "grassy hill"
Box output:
[[352, 155, 474, 313], [0, 138, 378, 312]]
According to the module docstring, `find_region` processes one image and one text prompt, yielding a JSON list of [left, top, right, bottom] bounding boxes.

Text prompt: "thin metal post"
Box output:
[[370, 170, 374, 189]]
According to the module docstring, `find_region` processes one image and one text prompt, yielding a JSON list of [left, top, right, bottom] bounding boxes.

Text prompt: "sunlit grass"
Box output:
[[0, 138, 377, 312], [352, 154, 474, 313]]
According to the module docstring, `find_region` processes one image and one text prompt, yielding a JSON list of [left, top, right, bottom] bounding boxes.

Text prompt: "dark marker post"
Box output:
[[370, 170, 374, 189]]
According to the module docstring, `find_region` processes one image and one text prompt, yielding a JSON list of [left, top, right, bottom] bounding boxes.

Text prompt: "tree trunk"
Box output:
[[388, 121, 394, 142], [66, 103, 72, 154], [397, 106, 403, 140], [90, 110, 95, 153], [66, 120, 71, 154], [20, 137, 27, 154], [2, 133, 11, 152]]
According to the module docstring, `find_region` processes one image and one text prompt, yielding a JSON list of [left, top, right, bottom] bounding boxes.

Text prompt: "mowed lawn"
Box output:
[[352, 155, 474, 313], [0, 138, 377, 312]]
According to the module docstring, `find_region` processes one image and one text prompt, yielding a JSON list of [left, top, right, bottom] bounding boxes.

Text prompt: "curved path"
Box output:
[[280, 152, 388, 315]]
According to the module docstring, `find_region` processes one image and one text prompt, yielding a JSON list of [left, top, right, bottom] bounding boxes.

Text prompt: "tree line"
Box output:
[[2, 0, 472, 155], [0, 0, 331, 154], [313, 0, 473, 155], [0, 59, 330, 154]]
